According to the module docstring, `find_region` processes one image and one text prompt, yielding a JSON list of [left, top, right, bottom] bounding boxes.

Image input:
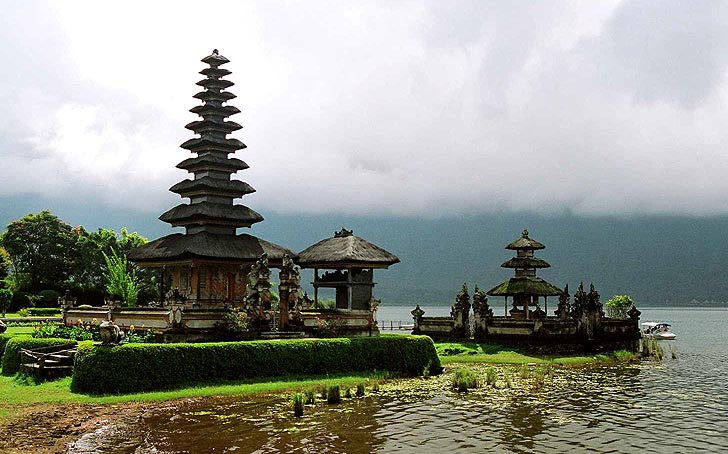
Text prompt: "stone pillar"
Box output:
[[472, 285, 492, 340], [450, 283, 471, 338], [278, 255, 300, 332]]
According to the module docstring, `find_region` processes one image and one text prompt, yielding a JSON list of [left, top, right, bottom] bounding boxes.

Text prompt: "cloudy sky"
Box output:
[[3, 0, 728, 220]]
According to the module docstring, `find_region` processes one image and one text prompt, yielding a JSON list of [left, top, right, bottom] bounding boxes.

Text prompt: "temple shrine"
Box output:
[[298, 228, 400, 310], [127, 50, 294, 308], [486, 229, 563, 318]]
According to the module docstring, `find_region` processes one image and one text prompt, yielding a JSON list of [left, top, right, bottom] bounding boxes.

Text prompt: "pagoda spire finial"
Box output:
[[522, 229, 529, 238]]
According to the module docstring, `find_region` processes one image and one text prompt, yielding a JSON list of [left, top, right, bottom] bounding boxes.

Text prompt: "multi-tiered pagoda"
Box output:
[[129, 50, 293, 307], [487, 229, 562, 319]]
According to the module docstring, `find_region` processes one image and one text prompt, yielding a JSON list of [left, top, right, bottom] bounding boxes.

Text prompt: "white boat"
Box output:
[[642, 322, 676, 340]]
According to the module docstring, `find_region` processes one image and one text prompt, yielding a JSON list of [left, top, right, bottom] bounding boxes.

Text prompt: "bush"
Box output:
[[1, 337, 76, 376], [71, 335, 441, 394], [606, 295, 634, 319], [27, 307, 62, 316], [36, 290, 61, 308]]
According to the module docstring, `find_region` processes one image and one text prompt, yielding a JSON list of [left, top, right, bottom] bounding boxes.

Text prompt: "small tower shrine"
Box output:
[[298, 229, 400, 311], [129, 50, 293, 307], [487, 229, 562, 319]]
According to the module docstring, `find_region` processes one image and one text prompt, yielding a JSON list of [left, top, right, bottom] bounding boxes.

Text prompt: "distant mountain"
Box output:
[[3, 194, 728, 307]]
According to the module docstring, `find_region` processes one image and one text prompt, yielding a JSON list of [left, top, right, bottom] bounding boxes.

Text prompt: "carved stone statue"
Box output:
[[244, 253, 271, 326], [98, 320, 125, 345], [411, 304, 425, 334], [587, 283, 605, 317], [472, 285, 492, 339], [571, 282, 587, 320], [451, 283, 471, 338], [555, 284, 571, 320], [278, 254, 301, 331]]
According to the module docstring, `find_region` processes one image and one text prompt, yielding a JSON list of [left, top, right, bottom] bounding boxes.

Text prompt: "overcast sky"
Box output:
[[2, 0, 728, 219]]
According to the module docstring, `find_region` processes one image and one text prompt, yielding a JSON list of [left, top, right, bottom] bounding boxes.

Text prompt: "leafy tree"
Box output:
[[605, 295, 634, 319], [0, 210, 75, 292], [0, 288, 12, 317], [103, 250, 139, 307], [0, 247, 11, 282], [69, 226, 154, 305]]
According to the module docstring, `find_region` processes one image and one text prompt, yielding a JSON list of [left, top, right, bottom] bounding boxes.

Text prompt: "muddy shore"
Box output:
[[0, 398, 213, 454]]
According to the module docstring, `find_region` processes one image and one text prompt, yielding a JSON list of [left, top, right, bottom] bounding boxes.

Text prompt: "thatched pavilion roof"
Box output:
[[297, 228, 400, 269], [506, 229, 545, 250], [486, 277, 563, 297], [500, 257, 551, 268], [128, 231, 294, 265]]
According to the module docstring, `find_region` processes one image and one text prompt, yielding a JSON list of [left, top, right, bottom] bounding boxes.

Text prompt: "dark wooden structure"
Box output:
[[487, 229, 562, 319], [128, 50, 293, 307], [298, 229, 399, 310], [20, 343, 77, 380]]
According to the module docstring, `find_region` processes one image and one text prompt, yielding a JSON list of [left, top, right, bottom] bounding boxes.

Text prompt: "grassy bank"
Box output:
[[0, 372, 388, 406], [435, 341, 638, 364]]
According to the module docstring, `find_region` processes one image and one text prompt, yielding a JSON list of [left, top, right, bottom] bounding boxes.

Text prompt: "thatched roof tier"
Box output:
[[486, 277, 563, 297], [196, 78, 234, 90], [193, 90, 236, 103], [185, 119, 242, 134], [169, 178, 255, 198], [506, 229, 545, 250], [177, 155, 249, 173], [180, 137, 246, 153], [199, 66, 231, 78], [190, 104, 240, 117], [128, 232, 293, 264], [201, 50, 230, 66], [159, 203, 263, 228], [500, 257, 551, 269], [298, 229, 400, 268]]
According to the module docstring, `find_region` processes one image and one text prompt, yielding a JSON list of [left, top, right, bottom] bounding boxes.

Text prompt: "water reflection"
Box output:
[[69, 344, 728, 452]]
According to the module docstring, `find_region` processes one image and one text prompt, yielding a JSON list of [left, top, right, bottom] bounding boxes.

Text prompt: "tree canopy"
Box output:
[[605, 295, 634, 319], [0, 210, 155, 306], [0, 210, 75, 293]]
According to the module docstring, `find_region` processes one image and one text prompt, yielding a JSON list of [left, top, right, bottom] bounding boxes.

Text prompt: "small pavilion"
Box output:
[[487, 229, 562, 319], [297, 229, 399, 310], [128, 50, 294, 307]]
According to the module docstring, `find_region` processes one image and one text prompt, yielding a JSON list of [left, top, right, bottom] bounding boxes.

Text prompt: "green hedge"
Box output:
[[72, 335, 441, 394], [28, 308, 62, 316], [1, 337, 76, 376]]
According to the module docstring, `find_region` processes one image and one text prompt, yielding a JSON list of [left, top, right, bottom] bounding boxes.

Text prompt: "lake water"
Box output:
[[68, 307, 728, 453]]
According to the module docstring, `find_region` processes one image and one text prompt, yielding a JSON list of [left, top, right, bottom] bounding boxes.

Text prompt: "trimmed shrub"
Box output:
[[72, 335, 441, 395], [1, 337, 76, 376], [27, 307, 62, 316]]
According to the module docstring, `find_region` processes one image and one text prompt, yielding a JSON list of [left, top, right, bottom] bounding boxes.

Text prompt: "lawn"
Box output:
[[434, 341, 638, 364], [3, 326, 35, 336]]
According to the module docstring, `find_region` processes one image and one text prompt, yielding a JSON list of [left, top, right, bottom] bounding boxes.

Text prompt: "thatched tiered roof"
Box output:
[[129, 50, 291, 266], [487, 276, 563, 296], [160, 49, 263, 234], [487, 229, 562, 297], [298, 228, 400, 268], [128, 232, 294, 265], [505, 229, 545, 250]]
